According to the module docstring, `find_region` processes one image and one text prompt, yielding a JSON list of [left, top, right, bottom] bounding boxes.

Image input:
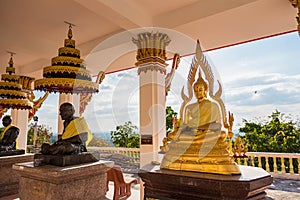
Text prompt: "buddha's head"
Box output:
[[193, 74, 208, 101]]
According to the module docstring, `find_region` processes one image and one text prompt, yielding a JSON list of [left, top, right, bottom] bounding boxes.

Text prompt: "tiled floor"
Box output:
[[2, 178, 300, 200]]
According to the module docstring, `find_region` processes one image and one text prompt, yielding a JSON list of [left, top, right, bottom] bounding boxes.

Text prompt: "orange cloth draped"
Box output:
[[1, 124, 18, 149], [61, 117, 92, 146]]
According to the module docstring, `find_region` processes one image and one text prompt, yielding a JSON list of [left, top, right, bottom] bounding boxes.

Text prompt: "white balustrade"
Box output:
[[29, 145, 299, 179], [237, 152, 300, 179]]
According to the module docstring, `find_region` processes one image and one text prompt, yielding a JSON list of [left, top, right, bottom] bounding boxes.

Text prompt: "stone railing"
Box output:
[[88, 146, 140, 163], [236, 152, 300, 179], [29, 145, 300, 179]]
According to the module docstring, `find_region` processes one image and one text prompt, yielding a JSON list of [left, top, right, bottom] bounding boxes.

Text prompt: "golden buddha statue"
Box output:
[[161, 74, 240, 175], [233, 135, 248, 158], [160, 41, 240, 175]]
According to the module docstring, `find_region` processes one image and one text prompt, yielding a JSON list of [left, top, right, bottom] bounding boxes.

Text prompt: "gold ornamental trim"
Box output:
[[132, 32, 171, 62], [0, 81, 22, 90], [6, 67, 15, 74], [58, 47, 80, 57], [0, 98, 33, 110], [137, 62, 167, 75], [19, 75, 35, 91], [64, 39, 75, 48], [0, 89, 27, 98], [34, 78, 99, 94], [28, 91, 49, 122], [51, 56, 83, 66], [135, 57, 168, 66], [290, 0, 300, 35], [1, 74, 19, 82], [43, 66, 91, 79]]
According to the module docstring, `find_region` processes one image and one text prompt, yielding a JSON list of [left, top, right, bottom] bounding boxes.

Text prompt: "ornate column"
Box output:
[[11, 109, 29, 150], [72, 93, 80, 116], [133, 32, 171, 167], [290, 0, 300, 35], [11, 75, 35, 150]]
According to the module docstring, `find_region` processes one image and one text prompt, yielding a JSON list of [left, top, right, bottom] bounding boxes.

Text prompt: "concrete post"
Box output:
[[133, 32, 170, 167], [11, 109, 29, 150]]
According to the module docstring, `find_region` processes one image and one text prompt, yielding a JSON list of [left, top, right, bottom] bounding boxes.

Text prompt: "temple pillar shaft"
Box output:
[[139, 66, 166, 165], [133, 32, 170, 167], [72, 94, 80, 116], [11, 109, 29, 150], [133, 32, 170, 200]]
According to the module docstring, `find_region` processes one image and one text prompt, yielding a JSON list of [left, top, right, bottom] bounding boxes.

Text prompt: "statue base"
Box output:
[[139, 165, 273, 200], [34, 152, 100, 167], [13, 160, 114, 200], [0, 149, 25, 157], [0, 154, 34, 197]]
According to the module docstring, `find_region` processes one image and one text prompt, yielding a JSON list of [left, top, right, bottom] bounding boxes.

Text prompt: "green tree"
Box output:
[[239, 110, 300, 153], [27, 123, 53, 146], [166, 106, 177, 134], [110, 121, 140, 148]]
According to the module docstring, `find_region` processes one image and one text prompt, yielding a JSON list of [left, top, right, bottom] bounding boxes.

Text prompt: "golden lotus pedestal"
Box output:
[[13, 160, 113, 200], [0, 154, 34, 197], [139, 164, 273, 200]]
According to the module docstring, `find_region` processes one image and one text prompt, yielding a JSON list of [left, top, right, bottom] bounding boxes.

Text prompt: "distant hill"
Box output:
[[92, 132, 114, 146], [51, 132, 114, 146], [51, 134, 57, 143]]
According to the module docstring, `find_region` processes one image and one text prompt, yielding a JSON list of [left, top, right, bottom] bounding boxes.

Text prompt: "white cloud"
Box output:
[[34, 92, 58, 132], [34, 32, 300, 136], [166, 32, 300, 134], [83, 68, 140, 133]]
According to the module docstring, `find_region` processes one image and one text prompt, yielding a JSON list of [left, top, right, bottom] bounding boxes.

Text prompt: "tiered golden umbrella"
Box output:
[[0, 52, 33, 110], [34, 24, 98, 94]]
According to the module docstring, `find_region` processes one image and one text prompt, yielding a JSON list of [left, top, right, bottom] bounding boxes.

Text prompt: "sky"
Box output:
[[33, 31, 300, 135]]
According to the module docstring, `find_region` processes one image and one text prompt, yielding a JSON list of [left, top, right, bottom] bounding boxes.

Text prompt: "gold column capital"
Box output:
[[132, 32, 171, 70], [289, 0, 300, 35]]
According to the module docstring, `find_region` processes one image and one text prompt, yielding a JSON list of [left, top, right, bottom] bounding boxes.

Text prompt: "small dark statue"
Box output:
[[0, 115, 20, 151], [41, 102, 91, 155]]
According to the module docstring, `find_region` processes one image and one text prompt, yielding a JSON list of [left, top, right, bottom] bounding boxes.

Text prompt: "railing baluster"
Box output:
[[265, 156, 270, 172], [258, 156, 262, 168], [289, 157, 294, 174], [274, 157, 278, 173], [250, 156, 254, 166], [298, 158, 300, 174], [281, 157, 286, 173]]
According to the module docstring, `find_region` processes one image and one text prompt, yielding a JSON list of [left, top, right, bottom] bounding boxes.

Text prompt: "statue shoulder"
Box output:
[[12, 126, 20, 131], [202, 99, 219, 107], [6, 126, 20, 134], [186, 102, 198, 109], [74, 117, 87, 123]]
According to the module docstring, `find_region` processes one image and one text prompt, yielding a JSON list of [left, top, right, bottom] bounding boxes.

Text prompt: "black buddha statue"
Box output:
[[41, 102, 92, 155], [0, 115, 20, 151]]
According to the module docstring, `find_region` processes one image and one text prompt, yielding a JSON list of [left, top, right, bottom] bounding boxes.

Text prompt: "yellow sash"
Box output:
[[1, 124, 18, 149], [1, 124, 12, 140], [61, 117, 92, 146]]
